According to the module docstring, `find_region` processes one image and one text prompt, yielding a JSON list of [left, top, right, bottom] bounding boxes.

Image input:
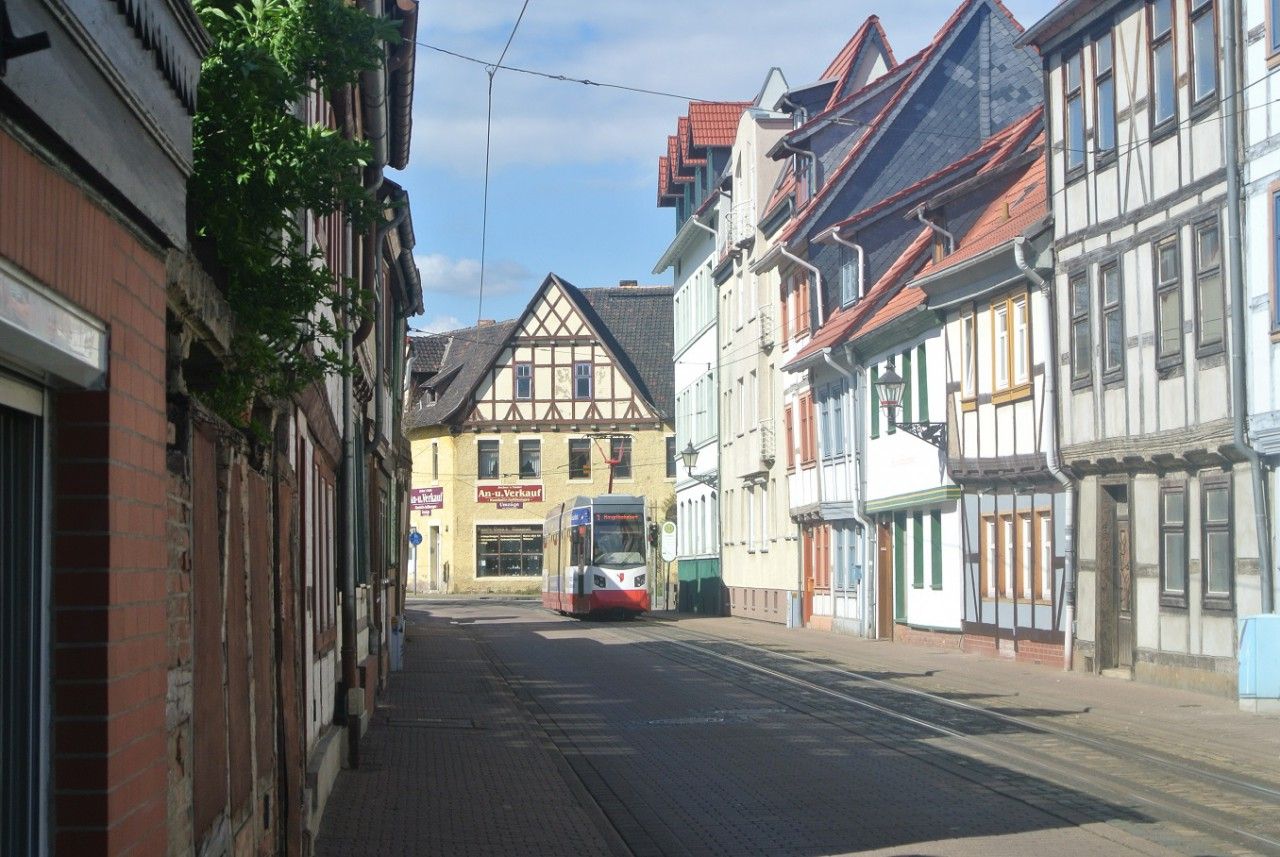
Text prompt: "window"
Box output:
[[1100, 262, 1125, 378], [1272, 0, 1280, 56], [1094, 30, 1116, 157], [1274, 186, 1280, 330], [477, 525, 543, 577], [569, 438, 591, 479], [610, 436, 632, 479], [1013, 297, 1029, 385], [431, 441, 439, 479], [1160, 483, 1187, 602], [1021, 515, 1034, 599], [1202, 476, 1233, 608], [1064, 50, 1085, 172], [514, 362, 532, 399], [930, 510, 943, 590], [916, 344, 929, 421], [1155, 235, 1183, 366], [832, 382, 845, 456], [1150, 0, 1176, 129], [870, 366, 880, 438], [961, 312, 976, 399], [761, 481, 771, 549], [1039, 514, 1053, 601], [982, 517, 997, 597], [994, 302, 1010, 389], [1002, 517, 1015, 598], [900, 350, 911, 427], [992, 295, 1029, 395], [574, 361, 592, 399], [784, 403, 796, 469], [1070, 272, 1091, 383], [666, 435, 677, 478], [747, 485, 756, 551], [780, 282, 791, 344], [912, 512, 924, 589], [794, 272, 811, 336], [518, 439, 540, 478], [1195, 218, 1224, 352], [840, 244, 859, 305], [799, 393, 816, 465], [1189, 0, 1217, 105], [477, 439, 499, 479]]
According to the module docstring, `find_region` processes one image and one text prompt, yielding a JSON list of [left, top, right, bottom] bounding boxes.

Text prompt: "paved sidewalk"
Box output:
[[314, 601, 620, 857], [662, 613, 1280, 788]]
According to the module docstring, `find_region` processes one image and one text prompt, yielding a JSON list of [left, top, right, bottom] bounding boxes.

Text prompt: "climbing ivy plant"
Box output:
[[190, 0, 399, 424]]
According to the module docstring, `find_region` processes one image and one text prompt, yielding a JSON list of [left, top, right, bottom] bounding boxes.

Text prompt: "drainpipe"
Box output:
[[340, 219, 361, 767], [358, 0, 389, 177], [1223, 0, 1274, 613], [817, 225, 865, 301], [916, 209, 955, 253], [822, 347, 873, 636], [1015, 236, 1077, 670], [779, 244, 824, 327]]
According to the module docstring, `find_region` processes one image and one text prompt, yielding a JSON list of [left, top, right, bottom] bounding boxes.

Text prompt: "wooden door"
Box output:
[[1097, 483, 1133, 672], [877, 521, 894, 639]]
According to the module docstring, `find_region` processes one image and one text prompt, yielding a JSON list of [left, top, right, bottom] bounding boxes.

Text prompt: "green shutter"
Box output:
[[913, 512, 924, 589], [894, 513, 907, 621], [917, 344, 929, 423], [902, 350, 912, 424], [870, 366, 880, 438], [931, 509, 943, 590]]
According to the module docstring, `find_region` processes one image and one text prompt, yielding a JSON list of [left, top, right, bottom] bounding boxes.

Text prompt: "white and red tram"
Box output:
[[542, 495, 650, 617]]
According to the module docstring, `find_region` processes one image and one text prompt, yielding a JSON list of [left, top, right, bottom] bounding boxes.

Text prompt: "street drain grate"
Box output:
[[386, 717, 483, 730]]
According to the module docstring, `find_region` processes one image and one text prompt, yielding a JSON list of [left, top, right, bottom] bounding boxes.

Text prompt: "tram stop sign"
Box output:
[[660, 521, 677, 563]]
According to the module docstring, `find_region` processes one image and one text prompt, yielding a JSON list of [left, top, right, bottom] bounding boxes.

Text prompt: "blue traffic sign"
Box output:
[[408, 530, 423, 546]]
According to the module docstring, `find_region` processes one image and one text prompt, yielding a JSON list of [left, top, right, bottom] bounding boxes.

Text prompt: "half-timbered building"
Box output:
[[1022, 0, 1266, 695], [406, 275, 675, 595]]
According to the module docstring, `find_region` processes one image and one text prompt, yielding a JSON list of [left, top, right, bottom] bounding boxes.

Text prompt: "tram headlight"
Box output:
[[634, 574, 646, 588], [593, 573, 607, 588]]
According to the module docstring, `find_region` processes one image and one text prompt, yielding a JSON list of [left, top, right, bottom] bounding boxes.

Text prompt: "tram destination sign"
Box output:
[[476, 484, 544, 508]]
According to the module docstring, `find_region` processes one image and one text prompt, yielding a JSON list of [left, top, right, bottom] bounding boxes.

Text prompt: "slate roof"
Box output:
[[405, 279, 674, 430], [783, 110, 1043, 369], [578, 285, 675, 420], [778, 0, 1035, 246], [405, 320, 518, 429]]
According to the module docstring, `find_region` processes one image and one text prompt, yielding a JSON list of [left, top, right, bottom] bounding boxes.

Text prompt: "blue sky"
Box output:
[[397, 0, 1059, 333]]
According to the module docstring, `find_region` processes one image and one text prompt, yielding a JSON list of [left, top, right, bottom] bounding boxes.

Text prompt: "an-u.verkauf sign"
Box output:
[[476, 484, 543, 505], [410, 486, 444, 512]]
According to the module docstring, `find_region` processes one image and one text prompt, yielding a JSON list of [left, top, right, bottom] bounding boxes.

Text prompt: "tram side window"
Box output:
[[571, 525, 589, 567]]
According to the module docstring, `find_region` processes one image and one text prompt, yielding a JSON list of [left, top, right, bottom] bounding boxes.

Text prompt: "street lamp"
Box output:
[[875, 359, 947, 449], [680, 441, 718, 490]]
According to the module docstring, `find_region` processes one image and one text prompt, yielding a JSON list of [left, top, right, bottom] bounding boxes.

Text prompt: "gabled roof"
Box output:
[[818, 16, 897, 112], [657, 101, 750, 208], [911, 133, 1047, 281], [779, 0, 1031, 246], [406, 276, 674, 429], [783, 110, 1043, 370], [688, 101, 751, 148]]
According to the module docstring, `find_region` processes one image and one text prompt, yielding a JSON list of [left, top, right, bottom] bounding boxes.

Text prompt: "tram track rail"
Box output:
[[624, 621, 1280, 856]]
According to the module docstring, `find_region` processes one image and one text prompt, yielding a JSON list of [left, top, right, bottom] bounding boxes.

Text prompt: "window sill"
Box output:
[[960, 397, 977, 413], [991, 383, 1032, 406], [1093, 150, 1117, 170], [1155, 360, 1185, 380], [1189, 96, 1218, 123], [1101, 371, 1125, 390], [1195, 342, 1226, 362], [1159, 594, 1188, 610], [1202, 596, 1235, 614], [1150, 119, 1179, 145], [1268, 49, 1280, 69]]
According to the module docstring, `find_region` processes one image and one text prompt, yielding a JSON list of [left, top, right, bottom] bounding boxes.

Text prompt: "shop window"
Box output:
[[477, 525, 543, 577]]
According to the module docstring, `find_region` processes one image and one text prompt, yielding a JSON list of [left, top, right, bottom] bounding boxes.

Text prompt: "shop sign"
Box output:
[[0, 259, 106, 388], [410, 486, 443, 512], [476, 484, 543, 506]]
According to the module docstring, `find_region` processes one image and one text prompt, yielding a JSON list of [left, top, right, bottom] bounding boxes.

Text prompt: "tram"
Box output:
[[543, 494, 651, 617]]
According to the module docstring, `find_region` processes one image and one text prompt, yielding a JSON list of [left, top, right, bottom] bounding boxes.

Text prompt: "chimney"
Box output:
[[477, 319, 495, 327], [619, 279, 638, 288]]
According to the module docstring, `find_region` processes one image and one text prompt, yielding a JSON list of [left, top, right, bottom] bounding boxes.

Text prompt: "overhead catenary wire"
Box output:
[[477, 0, 533, 328]]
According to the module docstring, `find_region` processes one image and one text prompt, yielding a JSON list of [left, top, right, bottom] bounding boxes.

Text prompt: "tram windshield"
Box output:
[[592, 511, 645, 568]]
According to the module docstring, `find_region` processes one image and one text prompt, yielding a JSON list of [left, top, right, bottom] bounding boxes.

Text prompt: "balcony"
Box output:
[[756, 418, 776, 467], [727, 202, 754, 247], [759, 301, 775, 351]]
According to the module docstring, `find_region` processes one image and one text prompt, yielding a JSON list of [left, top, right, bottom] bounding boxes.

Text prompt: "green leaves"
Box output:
[[190, 0, 394, 426]]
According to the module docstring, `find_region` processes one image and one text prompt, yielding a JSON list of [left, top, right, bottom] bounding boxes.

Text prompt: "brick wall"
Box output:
[[2, 127, 172, 856]]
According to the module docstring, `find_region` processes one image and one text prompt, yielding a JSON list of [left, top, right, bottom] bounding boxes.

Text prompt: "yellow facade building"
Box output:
[[406, 274, 675, 594]]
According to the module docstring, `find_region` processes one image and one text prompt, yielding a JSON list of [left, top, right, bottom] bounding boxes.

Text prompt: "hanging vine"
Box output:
[[189, 0, 400, 424]]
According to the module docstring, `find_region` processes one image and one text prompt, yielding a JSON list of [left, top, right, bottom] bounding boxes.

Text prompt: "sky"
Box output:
[[396, 0, 1060, 334]]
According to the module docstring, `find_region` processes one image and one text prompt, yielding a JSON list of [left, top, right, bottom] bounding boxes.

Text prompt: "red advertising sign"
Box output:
[[410, 486, 444, 512], [476, 484, 544, 505]]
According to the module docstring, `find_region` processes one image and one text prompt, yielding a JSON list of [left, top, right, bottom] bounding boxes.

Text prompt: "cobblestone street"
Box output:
[[316, 597, 1280, 856]]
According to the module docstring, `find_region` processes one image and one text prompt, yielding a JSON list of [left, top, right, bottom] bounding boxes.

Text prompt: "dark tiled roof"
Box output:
[[404, 320, 518, 429], [578, 285, 675, 420], [407, 333, 449, 373]]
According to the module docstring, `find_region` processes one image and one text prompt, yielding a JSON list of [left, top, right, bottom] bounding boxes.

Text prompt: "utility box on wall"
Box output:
[[1239, 614, 1280, 713]]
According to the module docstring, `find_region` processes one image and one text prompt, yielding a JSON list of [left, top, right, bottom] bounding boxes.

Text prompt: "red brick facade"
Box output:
[[2, 127, 171, 856]]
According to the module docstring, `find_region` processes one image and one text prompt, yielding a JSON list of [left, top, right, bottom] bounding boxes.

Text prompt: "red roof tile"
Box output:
[[912, 134, 1046, 279], [678, 116, 706, 168], [688, 101, 750, 148], [819, 16, 898, 112]]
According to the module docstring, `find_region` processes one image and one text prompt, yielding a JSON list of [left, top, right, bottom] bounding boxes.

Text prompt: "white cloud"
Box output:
[[413, 314, 464, 334], [416, 253, 535, 298]]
